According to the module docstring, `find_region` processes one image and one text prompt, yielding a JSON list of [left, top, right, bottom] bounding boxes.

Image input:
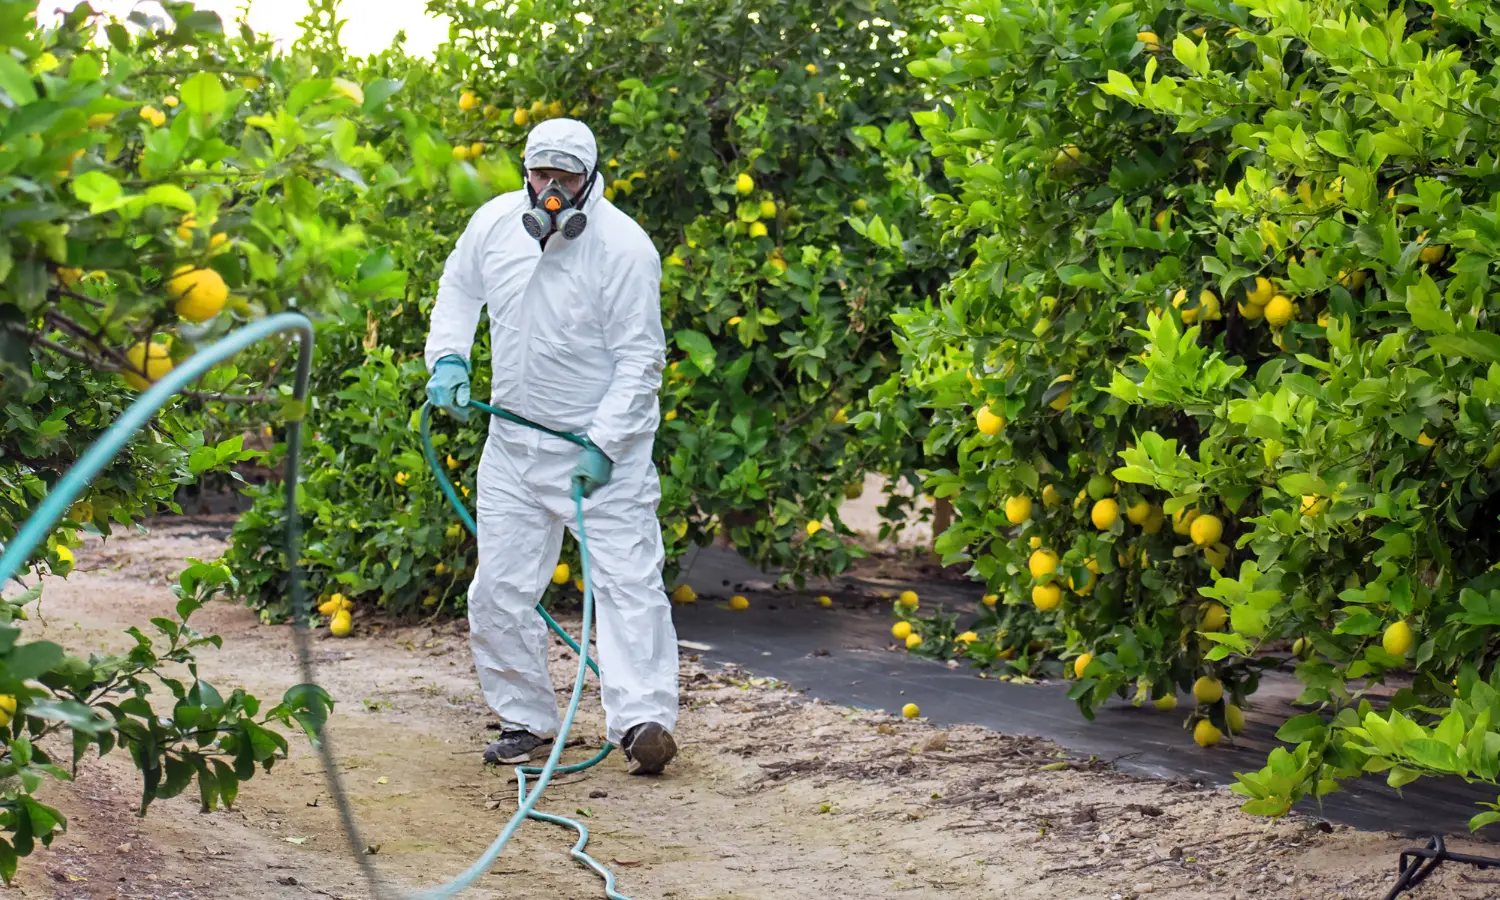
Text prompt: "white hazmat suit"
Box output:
[[424, 119, 679, 750]]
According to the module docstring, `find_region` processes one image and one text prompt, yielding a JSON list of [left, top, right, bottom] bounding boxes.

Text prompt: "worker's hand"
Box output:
[[572, 444, 613, 498], [426, 355, 472, 421]]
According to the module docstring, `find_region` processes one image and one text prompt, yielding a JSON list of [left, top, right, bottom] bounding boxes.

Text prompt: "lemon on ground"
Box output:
[[166, 265, 229, 322], [1028, 549, 1059, 579], [1032, 583, 1062, 611], [976, 405, 1005, 436], [1091, 498, 1120, 530], [123, 340, 173, 390], [1074, 653, 1093, 678], [1300, 494, 1326, 516], [1153, 694, 1178, 711], [818, 595, 833, 608], [1382, 619, 1415, 657], [1264, 294, 1294, 327], [981, 593, 998, 607], [892, 621, 912, 640], [333, 593, 351, 611], [1199, 602, 1228, 632], [806, 520, 823, 536], [671, 584, 697, 604], [729, 595, 750, 611], [905, 632, 923, 649], [330, 609, 353, 636], [1042, 484, 1061, 506], [1126, 500, 1151, 525], [898, 590, 919, 609], [317, 596, 341, 615], [1193, 719, 1222, 747], [552, 563, 570, 585], [736, 173, 755, 194], [1192, 676, 1223, 704], [1190, 514, 1223, 547], [1004, 494, 1033, 525], [956, 631, 978, 644], [902, 703, 920, 719], [1225, 703, 1245, 735]]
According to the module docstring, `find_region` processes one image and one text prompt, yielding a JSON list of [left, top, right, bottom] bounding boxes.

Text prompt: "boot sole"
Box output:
[[624, 726, 677, 775], [483, 740, 552, 766]]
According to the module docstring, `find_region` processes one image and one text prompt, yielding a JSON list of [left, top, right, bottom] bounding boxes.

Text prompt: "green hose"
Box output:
[[0, 317, 632, 900]]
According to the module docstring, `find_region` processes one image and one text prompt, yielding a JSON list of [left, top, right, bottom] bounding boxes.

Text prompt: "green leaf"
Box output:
[[1469, 810, 1500, 831], [70, 171, 127, 213], [673, 330, 716, 375], [26, 699, 109, 733], [7, 641, 63, 680], [1405, 278, 1456, 334], [0, 56, 37, 105], [1428, 332, 1500, 365], [180, 71, 226, 125], [1275, 714, 1327, 744], [1315, 131, 1350, 158]]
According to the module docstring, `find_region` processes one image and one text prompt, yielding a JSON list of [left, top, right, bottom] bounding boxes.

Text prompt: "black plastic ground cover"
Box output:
[[668, 581, 1499, 841]]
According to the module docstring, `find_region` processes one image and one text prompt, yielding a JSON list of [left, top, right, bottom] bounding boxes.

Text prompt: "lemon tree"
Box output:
[[881, 0, 1500, 828]]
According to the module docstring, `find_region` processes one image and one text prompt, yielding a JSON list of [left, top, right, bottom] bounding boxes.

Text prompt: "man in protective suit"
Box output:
[[423, 118, 679, 775]]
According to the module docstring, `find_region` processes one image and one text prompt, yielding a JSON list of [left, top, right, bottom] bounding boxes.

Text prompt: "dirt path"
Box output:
[[10, 520, 1491, 900]]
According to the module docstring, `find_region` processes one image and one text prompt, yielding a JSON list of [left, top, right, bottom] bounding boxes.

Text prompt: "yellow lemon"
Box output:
[[1291, 637, 1312, 659], [736, 173, 755, 194], [446, 523, 462, 539], [1192, 676, 1223, 704], [434, 561, 446, 574], [1004, 495, 1033, 525], [87, 111, 114, 127], [470, 141, 485, 158], [1264, 295, 1294, 327], [547, 99, 564, 118], [1172, 506, 1200, 536], [1246, 276, 1275, 306], [1238, 300, 1264, 320], [552, 563, 570, 585], [452, 145, 470, 161], [892, 621, 912, 640], [905, 632, 923, 650], [57, 267, 82, 287], [1048, 374, 1074, 410], [1052, 144, 1083, 171], [1418, 431, 1437, 447], [459, 90, 478, 111], [806, 520, 823, 536], [902, 703, 920, 719], [1419, 234, 1446, 265], [981, 593, 998, 607], [729, 595, 750, 610], [1029, 536, 1042, 549], [1136, 30, 1162, 50], [513, 107, 529, 126], [1153, 694, 1178, 711], [330, 610, 353, 637], [1199, 602, 1228, 632], [818, 595, 833, 608], [1091, 498, 1120, 530], [956, 631, 978, 644], [1300, 494, 1326, 516], [123, 340, 173, 390], [317, 596, 341, 615], [1143, 509, 1165, 534], [1032, 583, 1062, 611], [55, 545, 74, 566], [0, 695, 17, 727], [166, 265, 229, 322], [1028, 549, 1059, 579], [898, 590, 920, 609], [423, 594, 439, 607], [671, 584, 697, 604], [1125, 500, 1151, 525], [1041, 484, 1061, 506], [759, 199, 778, 218], [1225, 703, 1245, 735], [1193, 719, 1222, 747], [805, 63, 819, 74], [748, 221, 768, 238], [976, 405, 1005, 436], [1382, 619, 1415, 657], [1190, 514, 1223, 547], [1074, 653, 1093, 678], [664, 410, 677, 421], [667, 146, 680, 160]]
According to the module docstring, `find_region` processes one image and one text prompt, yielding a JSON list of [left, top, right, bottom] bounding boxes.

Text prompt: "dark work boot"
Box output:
[[621, 722, 677, 775], [483, 729, 551, 765]]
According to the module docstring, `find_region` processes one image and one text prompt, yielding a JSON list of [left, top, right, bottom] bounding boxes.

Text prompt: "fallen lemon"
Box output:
[[729, 595, 750, 610], [671, 584, 697, 604], [902, 703, 919, 719]]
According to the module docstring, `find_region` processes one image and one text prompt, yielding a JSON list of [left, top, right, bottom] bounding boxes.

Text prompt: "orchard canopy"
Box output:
[[3, 0, 1500, 868]]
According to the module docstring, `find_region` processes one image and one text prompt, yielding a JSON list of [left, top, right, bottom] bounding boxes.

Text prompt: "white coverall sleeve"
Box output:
[[424, 212, 487, 371], [586, 244, 666, 462]]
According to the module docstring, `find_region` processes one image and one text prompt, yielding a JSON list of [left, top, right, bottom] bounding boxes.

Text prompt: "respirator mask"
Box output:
[[522, 169, 597, 242]]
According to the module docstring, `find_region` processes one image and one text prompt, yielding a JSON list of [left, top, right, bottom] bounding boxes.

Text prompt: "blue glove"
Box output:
[[426, 355, 471, 420], [573, 443, 613, 498]]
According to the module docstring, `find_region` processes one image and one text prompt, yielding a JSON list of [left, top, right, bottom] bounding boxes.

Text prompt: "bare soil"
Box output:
[[11, 520, 1494, 900]]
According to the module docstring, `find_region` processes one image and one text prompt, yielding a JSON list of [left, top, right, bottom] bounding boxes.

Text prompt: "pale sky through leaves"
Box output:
[[33, 0, 452, 59]]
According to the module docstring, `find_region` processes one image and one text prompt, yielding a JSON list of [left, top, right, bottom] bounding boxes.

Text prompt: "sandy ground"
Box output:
[[8, 520, 1497, 900]]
